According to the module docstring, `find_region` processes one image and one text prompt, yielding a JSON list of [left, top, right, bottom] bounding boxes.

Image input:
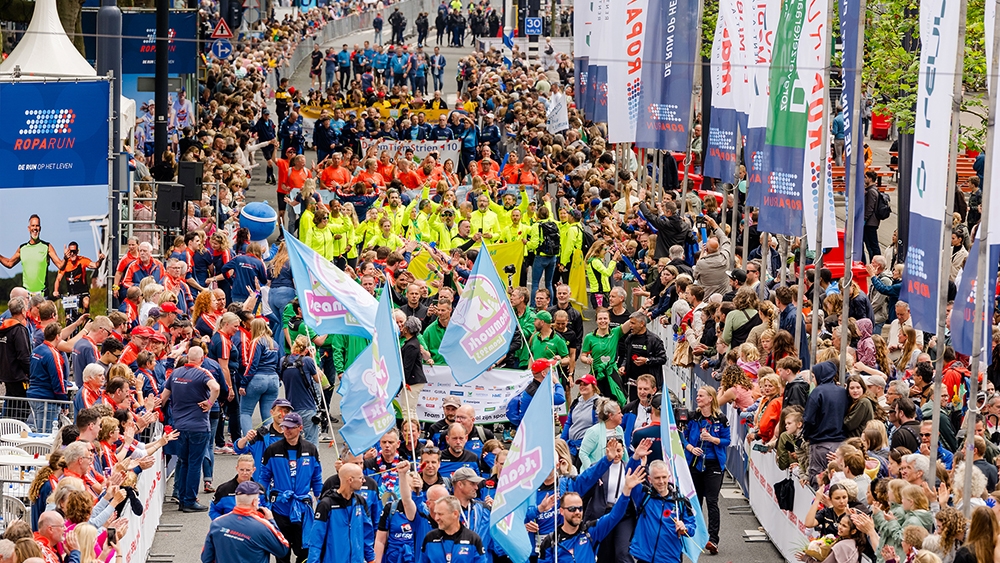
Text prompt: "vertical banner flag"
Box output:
[[439, 243, 516, 384], [636, 0, 699, 151], [339, 289, 404, 455], [953, 2, 1000, 358], [586, 0, 611, 123], [744, 0, 781, 207], [758, 0, 830, 238], [730, 0, 751, 141], [607, 0, 649, 143], [901, 0, 961, 333], [840, 0, 867, 259], [283, 229, 378, 338], [703, 0, 739, 180], [662, 389, 709, 562], [489, 370, 556, 563], [573, 0, 593, 118], [802, 145, 840, 252]]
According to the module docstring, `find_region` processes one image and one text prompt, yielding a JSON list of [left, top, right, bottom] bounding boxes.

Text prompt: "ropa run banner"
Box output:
[[0, 80, 111, 283], [415, 365, 531, 423], [573, 0, 593, 118], [703, 0, 739, 181], [744, 0, 780, 207], [359, 137, 461, 164], [636, 0, 699, 151], [586, 0, 610, 123], [840, 0, 867, 260], [901, 0, 962, 333], [607, 0, 649, 144], [953, 1, 1000, 359]]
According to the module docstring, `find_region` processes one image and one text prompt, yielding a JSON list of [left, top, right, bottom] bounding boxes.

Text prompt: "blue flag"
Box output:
[[338, 289, 404, 455], [439, 243, 516, 384], [489, 370, 556, 563], [620, 254, 645, 285], [283, 228, 378, 338], [662, 390, 709, 563]]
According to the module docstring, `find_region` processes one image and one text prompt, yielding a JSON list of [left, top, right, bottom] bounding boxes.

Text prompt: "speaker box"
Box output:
[[177, 160, 204, 200], [154, 183, 186, 229]]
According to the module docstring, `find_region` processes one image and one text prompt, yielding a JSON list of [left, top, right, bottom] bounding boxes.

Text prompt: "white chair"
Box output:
[[0, 495, 26, 524], [0, 419, 29, 440], [0, 447, 29, 458], [17, 442, 50, 457]]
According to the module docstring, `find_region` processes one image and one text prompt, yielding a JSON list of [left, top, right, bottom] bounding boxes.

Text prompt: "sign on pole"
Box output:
[[211, 38, 233, 59], [524, 17, 543, 35], [211, 18, 233, 39]]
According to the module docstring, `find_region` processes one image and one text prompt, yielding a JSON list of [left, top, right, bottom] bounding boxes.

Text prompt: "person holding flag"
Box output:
[[683, 386, 730, 555], [537, 465, 647, 563]]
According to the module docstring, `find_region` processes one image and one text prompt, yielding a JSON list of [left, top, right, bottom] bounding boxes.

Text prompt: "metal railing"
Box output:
[[0, 396, 74, 434]]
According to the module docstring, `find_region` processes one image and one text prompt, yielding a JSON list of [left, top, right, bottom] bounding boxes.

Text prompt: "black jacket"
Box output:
[[803, 361, 849, 444], [619, 330, 667, 385], [401, 336, 426, 385], [0, 320, 31, 383], [639, 202, 688, 260]]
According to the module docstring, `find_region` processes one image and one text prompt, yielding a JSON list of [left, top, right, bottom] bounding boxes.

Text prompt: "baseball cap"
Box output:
[[451, 467, 484, 484], [535, 310, 552, 324], [865, 374, 887, 390], [147, 307, 161, 319], [577, 374, 598, 386], [280, 412, 303, 428], [131, 326, 156, 338], [271, 398, 293, 410], [159, 302, 179, 314], [235, 481, 263, 495], [486, 112, 495, 119], [531, 358, 555, 374], [149, 332, 168, 344], [442, 396, 462, 408], [262, 108, 270, 114], [727, 269, 747, 284]]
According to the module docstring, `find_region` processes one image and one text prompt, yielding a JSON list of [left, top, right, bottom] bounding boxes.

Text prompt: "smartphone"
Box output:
[[107, 527, 117, 547]]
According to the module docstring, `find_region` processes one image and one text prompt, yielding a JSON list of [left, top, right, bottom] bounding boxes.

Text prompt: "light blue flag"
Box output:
[[283, 228, 378, 338], [338, 289, 404, 455], [489, 370, 556, 563], [438, 242, 516, 384], [662, 390, 709, 563]]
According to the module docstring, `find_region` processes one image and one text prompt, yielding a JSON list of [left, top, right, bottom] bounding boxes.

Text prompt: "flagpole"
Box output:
[[741, 200, 751, 268], [795, 231, 806, 359], [928, 0, 968, 478], [759, 233, 770, 300], [959, 0, 994, 520], [550, 367, 559, 563], [839, 0, 867, 385], [679, 0, 705, 216]]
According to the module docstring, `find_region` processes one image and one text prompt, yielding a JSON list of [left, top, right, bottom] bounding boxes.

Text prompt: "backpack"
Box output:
[[537, 221, 561, 256], [579, 225, 595, 257], [875, 191, 892, 221]]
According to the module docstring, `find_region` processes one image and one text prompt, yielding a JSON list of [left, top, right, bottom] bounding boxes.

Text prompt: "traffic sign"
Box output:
[[211, 18, 233, 39], [211, 38, 233, 59], [524, 17, 543, 36], [242, 0, 261, 24]]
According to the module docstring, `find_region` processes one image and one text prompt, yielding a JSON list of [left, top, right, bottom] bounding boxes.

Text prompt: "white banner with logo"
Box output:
[[121, 452, 164, 563], [606, 0, 648, 143], [415, 365, 531, 423], [359, 138, 462, 164], [748, 449, 814, 563], [546, 92, 570, 135]]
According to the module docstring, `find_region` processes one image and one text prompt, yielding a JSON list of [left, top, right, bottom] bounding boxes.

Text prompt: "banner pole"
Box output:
[[959, 0, 993, 520], [679, 0, 705, 215], [839, 0, 868, 385], [741, 201, 751, 268], [759, 233, 769, 300], [550, 368, 559, 563], [795, 231, 807, 359], [928, 0, 968, 478]]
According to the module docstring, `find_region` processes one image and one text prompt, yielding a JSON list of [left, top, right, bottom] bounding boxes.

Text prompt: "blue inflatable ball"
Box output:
[[240, 201, 277, 242]]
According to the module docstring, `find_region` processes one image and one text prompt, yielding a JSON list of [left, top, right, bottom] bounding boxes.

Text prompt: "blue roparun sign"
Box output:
[[81, 10, 198, 75]]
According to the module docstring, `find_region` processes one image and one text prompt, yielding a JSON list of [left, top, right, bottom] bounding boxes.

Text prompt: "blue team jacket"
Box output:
[[221, 255, 268, 304], [27, 343, 69, 400], [306, 490, 375, 563], [419, 525, 487, 563], [241, 339, 279, 389], [524, 456, 611, 537], [537, 492, 631, 563], [258, 439, 324, 523], [627, 461, 698, 563], [201, 507, 290, 563], [234, 423, 285, 483]]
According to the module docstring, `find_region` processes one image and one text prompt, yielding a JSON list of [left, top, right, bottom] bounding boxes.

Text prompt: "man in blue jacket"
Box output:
[[234, 399, 293, 483], [306, 463, 375, 563], [209, 454, 269, 520], [429, 115, 455, 141], [537, 466, 645, 563], [775, 286, 811, 369], [506, 359, 566, 427], [420, 496, 487, 563], [803, 360, 848, 486], [627, 457, 698, 563], [259, 412, 324, 563], [202, 481, 290, 563]]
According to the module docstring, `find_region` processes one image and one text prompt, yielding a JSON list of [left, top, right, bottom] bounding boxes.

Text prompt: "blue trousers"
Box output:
[[530, 254, 557, 307], [176, 430, 210, 506]]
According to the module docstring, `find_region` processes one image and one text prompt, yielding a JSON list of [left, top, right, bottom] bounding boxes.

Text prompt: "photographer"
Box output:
[[279, 335, 325, 446]]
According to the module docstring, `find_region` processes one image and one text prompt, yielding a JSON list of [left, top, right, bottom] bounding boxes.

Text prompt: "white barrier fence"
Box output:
[[121, 453, 165, 563]]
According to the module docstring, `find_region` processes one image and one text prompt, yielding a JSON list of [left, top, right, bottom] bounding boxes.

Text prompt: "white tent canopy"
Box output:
[[0, 0, 136, 138]]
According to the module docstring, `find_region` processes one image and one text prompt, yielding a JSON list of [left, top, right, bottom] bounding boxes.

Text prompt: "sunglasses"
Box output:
[[563, 506, 583, 513]]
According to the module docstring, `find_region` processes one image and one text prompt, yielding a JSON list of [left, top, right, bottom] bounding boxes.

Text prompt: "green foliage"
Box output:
[[702, 0, 719, 59]]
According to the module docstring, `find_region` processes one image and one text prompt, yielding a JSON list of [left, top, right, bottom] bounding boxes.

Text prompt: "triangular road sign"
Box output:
[[212, 19, 233, 39]]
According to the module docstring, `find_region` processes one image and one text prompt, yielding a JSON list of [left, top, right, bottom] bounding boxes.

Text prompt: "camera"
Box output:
[[503, 264, 517, 275], [695, 216, 707, 226]]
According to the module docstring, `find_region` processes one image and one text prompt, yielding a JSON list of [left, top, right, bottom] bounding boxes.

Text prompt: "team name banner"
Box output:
[[703, 0, 739, 180], [636, 0, 699, 151], [901, 0, 962, 333], [744, 0, 780, 208], [607, 0, 649, 144], [339, 289, 404, 455], [953, 2, 1000, 359], [415, 365, 531, 423], [840, 0, 867, 259], [359, 138, 461, 165], [283, 229, 378, 338], [489, 370, 556, 563], [440, 243, 516, 384]]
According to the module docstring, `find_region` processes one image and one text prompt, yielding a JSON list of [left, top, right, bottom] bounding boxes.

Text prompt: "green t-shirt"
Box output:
[[423, 319, 448, 366], [515, 308, 536, 368], [282, 303, 317, 354], [529, 330, 569, 361], [581, 327, 623, 379], [328, 333, 370, 374], [19, 240, 50, 293]]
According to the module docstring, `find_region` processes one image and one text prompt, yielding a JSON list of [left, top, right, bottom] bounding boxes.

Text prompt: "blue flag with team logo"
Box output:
[[489, 370, 556, 563], [338, 289, 404, 455], [283, 228, 378, 338], [662, 390, 709, 562], [438, 243, 516, 384]]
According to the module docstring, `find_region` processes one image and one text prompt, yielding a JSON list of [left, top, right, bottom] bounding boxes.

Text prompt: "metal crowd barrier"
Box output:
[[0, 396, 75, 434]]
